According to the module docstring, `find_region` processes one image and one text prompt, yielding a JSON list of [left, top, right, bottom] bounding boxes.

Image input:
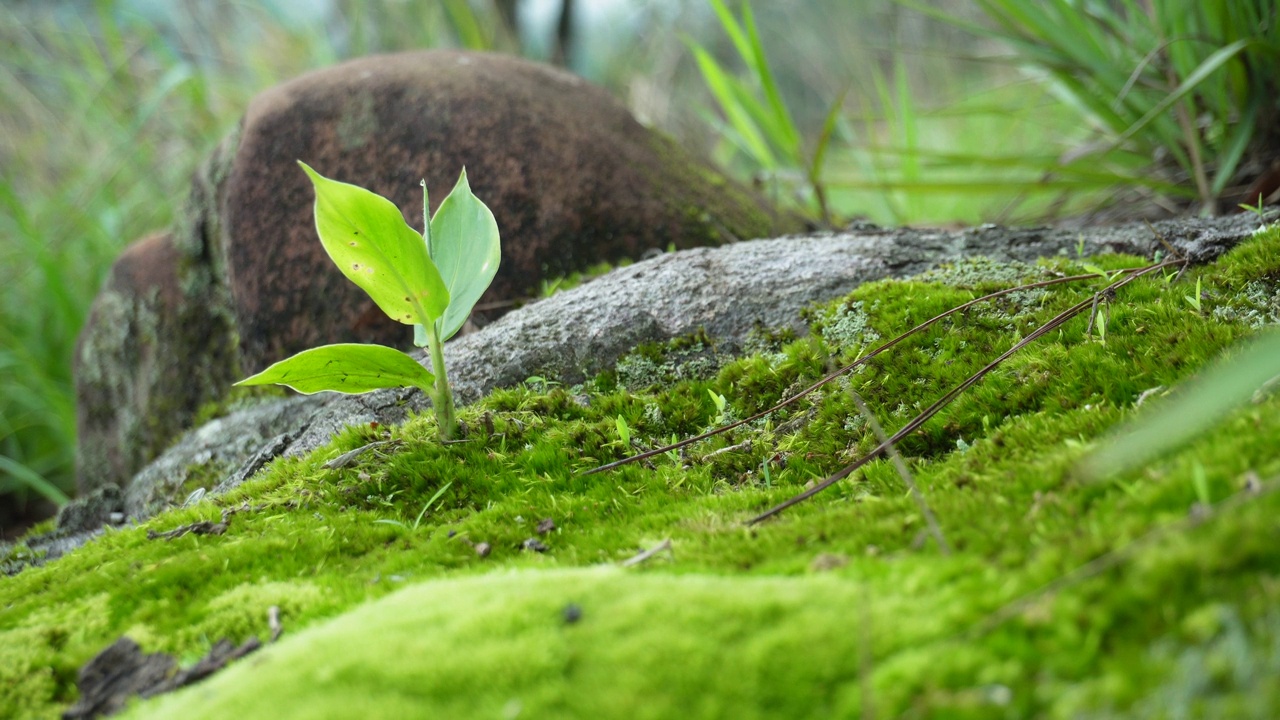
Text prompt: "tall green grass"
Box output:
[[906, 0, 1280, 214], [693, 0, 1276, 224], [686, 0, 1147, 225]]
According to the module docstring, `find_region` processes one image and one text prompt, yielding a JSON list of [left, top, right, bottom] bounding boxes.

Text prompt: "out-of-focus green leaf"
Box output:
[[1078, 327, 1280, 480]]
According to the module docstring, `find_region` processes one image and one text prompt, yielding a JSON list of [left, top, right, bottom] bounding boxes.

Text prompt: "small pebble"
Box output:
[[562, 603, 583, 624], [521, 538, 548, 553]]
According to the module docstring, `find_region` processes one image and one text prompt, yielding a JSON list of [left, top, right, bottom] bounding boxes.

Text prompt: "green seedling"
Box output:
[[707, 389, 728, 418], [665, 433, 680, 463], [374, 481, 454, 530], [1082, 262, 1125, 283], [1238, 193, 1266, 219], [615, 416, 633, 449], [1184, 275, 1203, 313], [1190, 463, 1211, 507], [236, 163, 500, 440]]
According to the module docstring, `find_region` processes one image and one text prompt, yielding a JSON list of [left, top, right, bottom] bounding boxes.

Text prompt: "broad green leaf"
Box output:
[[299, 162, 449, 326], [429, 168, 501, 342], [235, 344, 435, 395]]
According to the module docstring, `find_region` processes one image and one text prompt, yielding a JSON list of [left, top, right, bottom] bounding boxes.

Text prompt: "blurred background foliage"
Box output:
[[1, 0, 1276, 530]]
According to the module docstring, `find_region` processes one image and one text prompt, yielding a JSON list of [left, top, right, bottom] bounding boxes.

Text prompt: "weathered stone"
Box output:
[[73, 50, 804, 496], [73, 227, 238, 497]]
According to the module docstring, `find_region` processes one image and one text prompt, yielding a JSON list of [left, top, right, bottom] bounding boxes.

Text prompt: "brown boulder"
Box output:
[[74, 50, 805, 494], [225, 50, 803, 371]]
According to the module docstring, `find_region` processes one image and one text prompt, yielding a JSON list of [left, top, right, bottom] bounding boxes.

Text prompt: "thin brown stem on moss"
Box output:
[[584, 269, 1141, 477], [746, 259, 1185, 524]]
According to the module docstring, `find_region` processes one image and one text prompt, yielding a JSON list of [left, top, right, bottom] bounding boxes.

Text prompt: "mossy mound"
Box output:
[[5, 226, 1280, 718]]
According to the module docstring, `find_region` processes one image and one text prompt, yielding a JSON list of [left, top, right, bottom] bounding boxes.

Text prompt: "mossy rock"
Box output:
[[13, 221, 1280, 718]]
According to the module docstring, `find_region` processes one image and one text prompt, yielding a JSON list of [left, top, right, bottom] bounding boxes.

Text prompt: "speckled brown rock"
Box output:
[[224, 50, 803, 371], [74, 50, 803, 494]]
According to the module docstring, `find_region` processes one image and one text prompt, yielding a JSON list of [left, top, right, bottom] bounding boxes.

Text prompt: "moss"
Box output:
[[4, 226, 1280, 718]]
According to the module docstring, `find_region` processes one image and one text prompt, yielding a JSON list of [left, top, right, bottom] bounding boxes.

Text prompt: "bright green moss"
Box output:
[[3, 226, 1280, 718]]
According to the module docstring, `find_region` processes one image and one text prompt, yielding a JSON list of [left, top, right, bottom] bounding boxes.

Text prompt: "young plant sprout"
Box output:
[[235, 162, 501, 440]]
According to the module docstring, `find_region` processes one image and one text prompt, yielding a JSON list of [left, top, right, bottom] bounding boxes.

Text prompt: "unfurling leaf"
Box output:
[[299, 162, 449, 326], [430, 168, 502, 341], [235, 344, 435, 395]]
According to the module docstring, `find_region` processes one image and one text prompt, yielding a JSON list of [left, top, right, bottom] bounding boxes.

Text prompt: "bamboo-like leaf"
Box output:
[[809, 90, 847, 185], [689, 43, 777, 168], [1210, 94, 1258, 197], [235, 344, 435, 395], [299, 162, 449, 326], [740, 0, 800, 157], [707, 0, 752, 71], [0, 454, 70, 506], [1116, 40, 1249, 144]]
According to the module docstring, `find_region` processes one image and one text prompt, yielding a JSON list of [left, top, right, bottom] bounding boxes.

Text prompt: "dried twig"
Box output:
[[849, 391, 951, 555], [620, 538, 673, 567], [322, 440, 394, 470], [147, 504, 248, 541], [702, 439, 753, 461], [268, 606, 283, 643]]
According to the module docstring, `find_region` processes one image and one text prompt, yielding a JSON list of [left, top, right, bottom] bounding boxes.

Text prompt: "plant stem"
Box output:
[[424, 320, 459, 440], [416, 177, 457, 440]]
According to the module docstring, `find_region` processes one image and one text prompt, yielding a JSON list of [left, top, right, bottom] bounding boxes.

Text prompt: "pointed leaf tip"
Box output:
[[299, 162, 450, 326], [234, 344, 436, 395], [430, 168, 501, 341]]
